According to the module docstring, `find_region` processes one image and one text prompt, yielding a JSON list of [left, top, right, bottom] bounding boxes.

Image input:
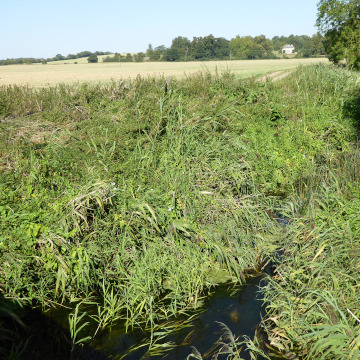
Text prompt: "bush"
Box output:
[[87, 54, 98, 63]]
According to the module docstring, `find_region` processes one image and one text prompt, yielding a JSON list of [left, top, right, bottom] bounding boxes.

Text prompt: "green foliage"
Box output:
[[68, 304, 92, 358], [102, 52, 122, 63], [170, 36, 191, 61], [134, 52, 145, 62], [230, 35, 269, 60], [124, 53, 134, 62], [87, 54, 98, 63], [190, 35, 230, 60], [187, 322, 271, 360], [146, 44, 161, 61], [0, 34, 325, 66], [262, 176, 360, 359], [317, 0, 360, 69], [165, 48, 180, 61], [0, 64, 359, 358]]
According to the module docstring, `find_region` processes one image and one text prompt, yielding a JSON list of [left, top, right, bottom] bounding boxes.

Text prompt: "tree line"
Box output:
[[1, 33, 325, 66], [104, 0, 360, 68], [105, 33, 326, 63], [3, 0, 359, 71], [0, 51, 111, 66]]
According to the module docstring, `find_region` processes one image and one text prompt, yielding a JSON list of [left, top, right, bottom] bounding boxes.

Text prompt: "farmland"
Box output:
[[1, 63, 360, 359], [0, 58, 329, 87]]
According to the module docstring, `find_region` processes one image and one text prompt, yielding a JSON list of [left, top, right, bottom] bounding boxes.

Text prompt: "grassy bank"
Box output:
[[262, 155, 360, 360], [0, 64, 359, 359]]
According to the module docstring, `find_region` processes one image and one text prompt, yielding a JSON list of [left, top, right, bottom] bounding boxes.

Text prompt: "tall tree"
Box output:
[[134, 52, 145, 62], [165, 48, 180, 61], [146, 44, 160, 61], [213, 37, 230, 59], [230, 36, 262, 59], [191, 35, 216, 60], [170, 37, 191, 60], [125, 53, 133, 62], [312, 33, 325, 55], [317, 0, 360, 68], [255, 35, 273, 53], [55, 54, 65, 61]]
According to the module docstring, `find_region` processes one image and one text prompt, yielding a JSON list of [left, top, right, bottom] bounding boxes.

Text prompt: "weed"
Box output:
[[0, 64, 359, 358]]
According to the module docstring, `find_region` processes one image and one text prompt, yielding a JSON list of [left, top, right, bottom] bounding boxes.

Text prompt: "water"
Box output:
[[90, 275, 267, 360], [5, 269, 269, 359], [5, 217, 288, 358]]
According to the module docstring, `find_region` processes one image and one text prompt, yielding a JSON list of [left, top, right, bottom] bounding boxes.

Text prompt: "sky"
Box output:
[[1, 0, 320, 59]]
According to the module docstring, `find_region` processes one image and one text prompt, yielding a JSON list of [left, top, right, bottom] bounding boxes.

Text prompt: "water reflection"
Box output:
[[91, 276, 266, 360]]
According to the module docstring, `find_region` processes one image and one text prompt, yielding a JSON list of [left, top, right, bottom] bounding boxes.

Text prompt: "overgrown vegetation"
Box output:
[[0, 64, 359, 359]]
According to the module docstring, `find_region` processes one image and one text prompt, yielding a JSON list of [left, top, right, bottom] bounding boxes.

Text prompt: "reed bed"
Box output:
[[0, 64, 359, 359]]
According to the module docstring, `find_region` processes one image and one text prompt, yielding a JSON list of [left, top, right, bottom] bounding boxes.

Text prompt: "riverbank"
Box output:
[[0, 64, 359, 359]]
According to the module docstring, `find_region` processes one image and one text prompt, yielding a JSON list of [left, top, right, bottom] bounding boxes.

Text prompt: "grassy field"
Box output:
[[0, 58, 329, 87], [1, 64, 359, 359]]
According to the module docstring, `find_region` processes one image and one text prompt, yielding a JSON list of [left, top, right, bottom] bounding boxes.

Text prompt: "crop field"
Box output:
[[0, 58, 329, 87], [1, 64, 360, 359]]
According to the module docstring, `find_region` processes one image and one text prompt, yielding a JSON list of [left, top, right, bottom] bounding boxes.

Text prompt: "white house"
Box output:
[[282, 44, 295, 54]]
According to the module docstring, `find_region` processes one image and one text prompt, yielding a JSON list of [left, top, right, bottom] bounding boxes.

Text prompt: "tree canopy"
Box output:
[[317, 0, 360, 69], [1, 33, 325, 66], [87, 54, 98, 63]]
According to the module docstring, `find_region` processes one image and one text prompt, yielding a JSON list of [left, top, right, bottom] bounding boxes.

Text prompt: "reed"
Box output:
[[0, 64, 359, 358], [261, 148, 360, 359]]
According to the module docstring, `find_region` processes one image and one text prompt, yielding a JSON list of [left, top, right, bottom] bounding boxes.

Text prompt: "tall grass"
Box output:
[[260, 145, 360, 359], [0, 64, 359, 358]]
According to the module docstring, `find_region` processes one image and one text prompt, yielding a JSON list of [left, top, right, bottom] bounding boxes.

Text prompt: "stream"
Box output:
[[89, 217, 288, 359], [89, 275, 268, 360], [43, 272, 270, 359], [44, 216, 290, 359]]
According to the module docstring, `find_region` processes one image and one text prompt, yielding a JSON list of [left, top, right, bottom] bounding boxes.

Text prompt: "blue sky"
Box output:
[[1, 0, 320, 59]]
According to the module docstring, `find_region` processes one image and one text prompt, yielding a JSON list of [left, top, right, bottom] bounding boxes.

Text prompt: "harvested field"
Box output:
[[0, 58, 329, 87]]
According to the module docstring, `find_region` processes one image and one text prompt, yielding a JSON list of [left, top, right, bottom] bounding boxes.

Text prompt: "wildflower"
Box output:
[[110, 182, 118, 190]]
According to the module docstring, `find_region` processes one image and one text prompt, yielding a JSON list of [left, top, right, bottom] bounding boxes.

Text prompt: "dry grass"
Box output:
[[0, 58, 329, 87]]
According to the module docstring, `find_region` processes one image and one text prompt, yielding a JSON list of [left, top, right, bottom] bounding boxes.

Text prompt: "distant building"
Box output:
[[282, 44, 295, 54]]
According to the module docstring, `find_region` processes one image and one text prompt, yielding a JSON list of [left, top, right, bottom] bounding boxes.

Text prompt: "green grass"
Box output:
[[0, 64, 359, 359], [260, 149, 360, 360]]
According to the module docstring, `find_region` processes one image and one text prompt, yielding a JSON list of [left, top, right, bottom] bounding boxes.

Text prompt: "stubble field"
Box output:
[[0, 58, 329, 87]]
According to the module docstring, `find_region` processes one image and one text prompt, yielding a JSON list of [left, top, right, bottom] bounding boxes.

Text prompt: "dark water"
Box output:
[[2, 271, 269, 359], [3, 217, 288, 359], [90, 275, 267, 360]]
